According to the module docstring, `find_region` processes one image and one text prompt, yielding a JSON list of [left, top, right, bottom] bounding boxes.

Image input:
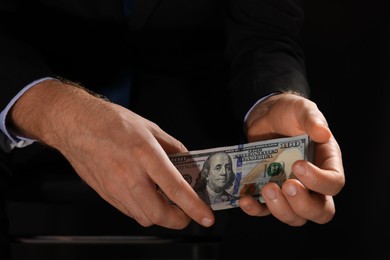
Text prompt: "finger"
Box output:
[[238, 196, 271, 217], [93, 165, 192, 229], [84, 167, 160, 227], [149, 128, 215, 227], [145, 144, 215, 228], [282, 179, 336, 224], [81, 150, 193, 229], [261, 182, 307, 226], [129, 178, 193, 229], [293, 137, 345, 196], [71, 162, 143, 223], [261, 183, 307, 226], [150, 123, 188, 154]]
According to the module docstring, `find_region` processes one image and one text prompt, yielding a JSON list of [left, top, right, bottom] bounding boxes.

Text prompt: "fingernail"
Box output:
[[284, 183, 297, 197], [201, 217, 213, 227], [263, 187, 277, 200], [294, 163, 306, 176]]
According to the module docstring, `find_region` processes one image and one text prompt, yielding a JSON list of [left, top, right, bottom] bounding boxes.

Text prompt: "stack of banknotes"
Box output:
[[168, 135, 312, 211]]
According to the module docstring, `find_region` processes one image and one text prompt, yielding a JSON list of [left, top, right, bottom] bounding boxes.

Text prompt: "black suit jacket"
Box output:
[[0, 0, 309, 157], [0, 0, 308, 116], [0, 1, 309, 259]]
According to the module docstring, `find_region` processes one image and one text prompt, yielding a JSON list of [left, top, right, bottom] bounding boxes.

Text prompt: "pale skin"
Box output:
[[7, 79, 345, 229]]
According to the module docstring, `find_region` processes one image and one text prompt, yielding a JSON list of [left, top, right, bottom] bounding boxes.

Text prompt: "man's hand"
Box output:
[[238, 92, 345, 226], [8, 79, 215, 229]]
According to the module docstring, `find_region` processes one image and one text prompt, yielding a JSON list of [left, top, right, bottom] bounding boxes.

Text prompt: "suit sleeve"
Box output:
[[0, 2, 54, 111], [225, 0, 310, 121], [0, 3, 54, 168]]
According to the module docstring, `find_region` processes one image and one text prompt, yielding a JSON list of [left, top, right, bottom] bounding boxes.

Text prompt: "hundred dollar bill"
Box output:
[[168, 134, 312, 211]]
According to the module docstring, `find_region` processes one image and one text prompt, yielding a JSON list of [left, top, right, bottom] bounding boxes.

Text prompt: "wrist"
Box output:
[[7, 78, 108, 149]]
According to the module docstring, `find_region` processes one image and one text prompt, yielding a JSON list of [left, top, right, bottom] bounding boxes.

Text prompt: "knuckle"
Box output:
[[288, 218, 308, 227], [134, 215, 154, 227], [147, 210, 166, 225], [164, 178, 186, 201], [316, 205, 336, 224]]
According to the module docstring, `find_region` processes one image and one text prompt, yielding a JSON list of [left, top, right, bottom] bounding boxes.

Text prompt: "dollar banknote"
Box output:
[[168, 135, 312, 211]]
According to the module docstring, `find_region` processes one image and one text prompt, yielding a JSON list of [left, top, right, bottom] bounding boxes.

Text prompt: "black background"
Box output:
[[303, 0, 390, 258]]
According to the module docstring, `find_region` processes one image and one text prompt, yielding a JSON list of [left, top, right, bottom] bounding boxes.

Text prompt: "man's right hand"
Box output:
[[7, 79, 215, 229]]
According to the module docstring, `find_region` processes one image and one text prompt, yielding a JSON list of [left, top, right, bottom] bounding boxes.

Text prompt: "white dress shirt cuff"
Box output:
[[243, 92, 280, 123], [0, 77, 54, 152]]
